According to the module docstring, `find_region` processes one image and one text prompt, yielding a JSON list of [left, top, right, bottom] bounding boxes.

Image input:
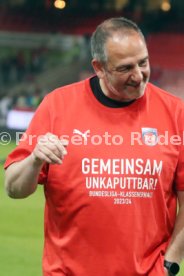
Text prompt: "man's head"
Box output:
[[91, 17, 150, 102]]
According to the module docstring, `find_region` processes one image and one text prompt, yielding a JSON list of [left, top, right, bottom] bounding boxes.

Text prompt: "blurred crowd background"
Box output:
[[0, 0, 184, 129]]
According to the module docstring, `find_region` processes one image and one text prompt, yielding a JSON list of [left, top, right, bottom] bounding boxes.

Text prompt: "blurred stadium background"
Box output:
[[0, 0, 184, 275]]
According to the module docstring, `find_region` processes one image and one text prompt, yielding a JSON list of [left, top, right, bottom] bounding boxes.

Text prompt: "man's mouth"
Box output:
[[127, 82, 141, 88]]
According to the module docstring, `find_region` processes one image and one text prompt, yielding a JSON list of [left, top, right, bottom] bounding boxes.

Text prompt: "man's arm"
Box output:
[[5, 154, 44, 198], [5, 133, 68, 199], [164, 191, 184, 265]]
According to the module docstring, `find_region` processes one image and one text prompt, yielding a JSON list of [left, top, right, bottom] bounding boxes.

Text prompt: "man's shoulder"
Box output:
[[148, 82, 184, 106], [47, 78, 90, 99]]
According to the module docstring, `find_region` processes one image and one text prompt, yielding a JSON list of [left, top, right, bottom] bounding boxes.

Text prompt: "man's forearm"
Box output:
[[5, 133, 68, 199], [164, 191, 184, 264], [5, 154, 43, 199]]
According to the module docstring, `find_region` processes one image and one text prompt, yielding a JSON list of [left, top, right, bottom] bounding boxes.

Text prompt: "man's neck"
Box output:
[[99, 79, 134, 103]]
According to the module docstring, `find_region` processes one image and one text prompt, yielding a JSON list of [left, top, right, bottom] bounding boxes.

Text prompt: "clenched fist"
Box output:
[[31, 132, 68, 166]]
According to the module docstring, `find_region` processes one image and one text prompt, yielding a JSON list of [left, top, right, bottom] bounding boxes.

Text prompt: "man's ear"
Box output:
[[91, 59, 105, 79]]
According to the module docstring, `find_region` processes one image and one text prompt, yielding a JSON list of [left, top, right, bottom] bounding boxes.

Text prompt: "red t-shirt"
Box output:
[[4, 79, 184, 275]]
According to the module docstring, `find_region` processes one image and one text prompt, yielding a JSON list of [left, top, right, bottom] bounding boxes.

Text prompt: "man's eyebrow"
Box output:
[[139, 56, 149, 61], [116, 64, 132, 70]]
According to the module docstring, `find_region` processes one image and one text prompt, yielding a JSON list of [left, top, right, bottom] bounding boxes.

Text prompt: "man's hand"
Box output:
[[31, 132, 68, 166]]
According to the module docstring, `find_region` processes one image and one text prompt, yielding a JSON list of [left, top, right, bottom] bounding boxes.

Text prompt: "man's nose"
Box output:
[[130, 66, 143, 83]]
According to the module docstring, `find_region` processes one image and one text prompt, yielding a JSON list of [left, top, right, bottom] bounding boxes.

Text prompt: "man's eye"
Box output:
[[117, 66, 130, 72], [139, 60, 147, 66]]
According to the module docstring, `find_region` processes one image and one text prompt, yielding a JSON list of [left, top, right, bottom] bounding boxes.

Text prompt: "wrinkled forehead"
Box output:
[[104, 31, 148, 60], [105, 30, 146, 49]]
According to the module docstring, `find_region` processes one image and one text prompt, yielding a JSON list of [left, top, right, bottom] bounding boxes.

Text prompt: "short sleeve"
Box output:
[[175, 147, 184, 191], [175, 102, 184, 190], [4, 95, 51, 184]]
